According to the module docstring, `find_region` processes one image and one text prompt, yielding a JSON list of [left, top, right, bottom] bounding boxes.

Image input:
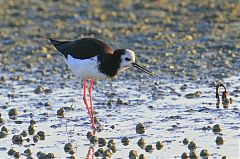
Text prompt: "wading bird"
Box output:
[[45, 37, 155, 129]]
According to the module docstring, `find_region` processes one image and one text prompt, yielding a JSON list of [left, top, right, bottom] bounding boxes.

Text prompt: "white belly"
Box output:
[[66, 55, 107, 80]]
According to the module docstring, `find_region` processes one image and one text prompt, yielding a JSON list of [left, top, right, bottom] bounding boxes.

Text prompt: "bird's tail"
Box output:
[[38, 35, 68, 45], [38, 35, 70, 58]]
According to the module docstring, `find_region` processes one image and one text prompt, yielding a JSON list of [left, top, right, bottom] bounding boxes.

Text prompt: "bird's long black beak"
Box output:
[[132, 62, 155, 77]]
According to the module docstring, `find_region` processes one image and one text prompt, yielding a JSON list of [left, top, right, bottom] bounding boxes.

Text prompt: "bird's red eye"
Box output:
[[125, 57, 131, 61]]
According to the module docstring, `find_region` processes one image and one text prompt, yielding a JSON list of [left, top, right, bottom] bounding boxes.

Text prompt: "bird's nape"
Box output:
[[132, 62, 155, 77]]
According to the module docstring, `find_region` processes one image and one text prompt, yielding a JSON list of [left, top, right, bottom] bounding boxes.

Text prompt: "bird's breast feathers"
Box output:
[[66, 55, 107, 80]]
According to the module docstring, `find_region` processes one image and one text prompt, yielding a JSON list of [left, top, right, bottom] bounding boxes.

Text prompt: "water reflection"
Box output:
[[85, 130, 96, 159], [86, 146, 94, 159]]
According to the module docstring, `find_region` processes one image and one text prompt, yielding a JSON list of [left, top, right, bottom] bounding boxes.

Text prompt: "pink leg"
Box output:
[[88, 79, 95, 128], [86, 130, 96, 159], [86, 147, 91, 159], [86, 146, 94, 159], [92, 147, 94, 159], [83, 80, 95, 128]]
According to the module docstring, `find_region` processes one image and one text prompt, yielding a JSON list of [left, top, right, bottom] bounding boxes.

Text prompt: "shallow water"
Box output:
[[0, 74, 239, 158]]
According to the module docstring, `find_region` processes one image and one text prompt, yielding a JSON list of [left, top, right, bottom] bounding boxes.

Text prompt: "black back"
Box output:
[[49, 38, 113, 59], [47, 37, 126, 78]]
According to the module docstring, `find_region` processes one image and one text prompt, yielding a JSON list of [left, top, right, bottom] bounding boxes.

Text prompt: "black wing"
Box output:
[[47, 37, 113, 59]]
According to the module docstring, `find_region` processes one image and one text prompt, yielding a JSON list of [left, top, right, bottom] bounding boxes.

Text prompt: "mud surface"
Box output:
[[0, 0, 240, 158]]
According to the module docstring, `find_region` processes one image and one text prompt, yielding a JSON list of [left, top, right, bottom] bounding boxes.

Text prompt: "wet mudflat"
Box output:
[[0, 0, 240, 158]]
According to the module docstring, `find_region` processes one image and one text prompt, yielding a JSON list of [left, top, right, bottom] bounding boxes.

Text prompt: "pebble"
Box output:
[[188, 141, 197, 150], [24, 148, 32, 156], [145, 144, 154, 152], [13, 151, 20, 158], [93, 116, 100, 124], [44, 102, 52, 106], [129, 150, 138, 159], [136, 123, 145, 134], [183, 138, 189, 145], [121, 136, 130, 146], [212, 124, 221, 133], [200, 149, 209, 157], [69, 156, 76, 159], [139, 154, 147, 159], [90, 136, 98, 144], [87, 131, 94, 140], [34, 86, 45, 94], [69, 149, 75, 155], [20, 130, 28, 137], [181, 152, 188, 159], [94, 151, 101, 157], [183, 35, 193, 41], [97, 147, 105, 155], [185, 91, 202, 99], [8, 148, 16, 156], [44, 88, 53, 94], [109, 145, 117, 153], [8, 108, 19, 116], [10, 75, 22, 81], [37, 151, 47, 158], [0, 117, 5, 124], [108, 139, 116, 145], [189, 150, 198, 159], [64, 143, 73, 153], [1, 126, 8, 133], [47, 153, 55, 158], [0, 76, 7, 82], [156, 141, 164, 150], [117, 98, 124, 105], [102, 149, 112, 158], [107, 100, 112, 106], [57, 108, 64, 117], [137, 137, 146, 149], [28, 125, 35, 135], [180, 84, 188, 91], [0, 131, 8, 138], [215, 136, 224, 145], [14, 120, 23, 124], [12, 135, 23, 144], [96, 125, 103, 132], [37, 131, 46, 140], [202, 126, 211, 131], [33, 135, 40, 143], [30, 119, 37, 125]]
